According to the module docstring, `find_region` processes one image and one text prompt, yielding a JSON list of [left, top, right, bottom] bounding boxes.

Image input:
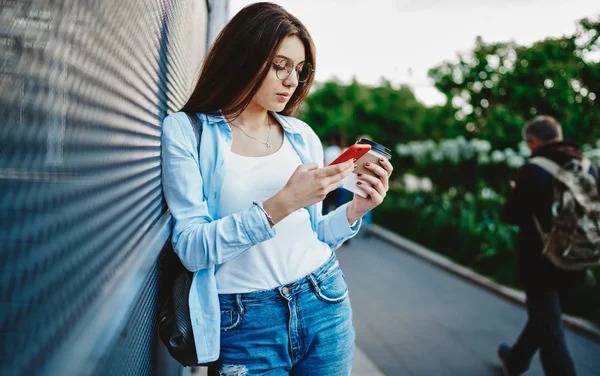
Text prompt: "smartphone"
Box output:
[[329, 144, 371, 165]]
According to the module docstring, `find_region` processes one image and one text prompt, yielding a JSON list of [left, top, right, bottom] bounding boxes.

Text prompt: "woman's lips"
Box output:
[[276, 93, 290, 102]]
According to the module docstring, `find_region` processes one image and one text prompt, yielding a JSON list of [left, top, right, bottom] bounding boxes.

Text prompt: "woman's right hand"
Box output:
[[263, 160, 355, 225]]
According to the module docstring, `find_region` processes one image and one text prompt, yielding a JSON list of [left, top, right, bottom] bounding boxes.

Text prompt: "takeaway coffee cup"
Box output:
[[340, 138, 392, 198]]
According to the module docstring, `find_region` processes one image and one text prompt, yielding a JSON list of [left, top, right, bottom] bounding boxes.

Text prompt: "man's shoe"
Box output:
[[497, 343, 518, 376]]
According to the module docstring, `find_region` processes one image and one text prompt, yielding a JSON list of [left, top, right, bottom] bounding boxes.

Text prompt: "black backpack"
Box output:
[[158, 112, 216, 367]]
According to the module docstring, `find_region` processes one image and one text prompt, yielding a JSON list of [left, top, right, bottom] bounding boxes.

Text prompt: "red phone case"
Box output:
[[329, 144, 371, 165]]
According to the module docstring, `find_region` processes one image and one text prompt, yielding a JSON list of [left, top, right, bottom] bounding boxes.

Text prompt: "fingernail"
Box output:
[[357, 172, 362, 177], [365, 162, 370, 166], [357, 181, 362, 185], [354, 164, 357, 169], [379, 158, 384, 162]]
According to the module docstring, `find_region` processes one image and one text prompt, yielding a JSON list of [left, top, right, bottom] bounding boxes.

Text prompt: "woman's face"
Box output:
[[252, 35, 308, 113]]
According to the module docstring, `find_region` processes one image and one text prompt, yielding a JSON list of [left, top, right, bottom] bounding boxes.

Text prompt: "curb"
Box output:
[[367, 224, 600, 342]]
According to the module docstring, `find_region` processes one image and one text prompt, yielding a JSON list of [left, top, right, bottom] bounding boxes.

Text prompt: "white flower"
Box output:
[[431, 150, 444, 162], [477, 153, 490, 165], [459, 139, 476, 160], [420, 177, 433, 192], [518, 141, 531, 157], [403, 174, 421, 192], [471, 139, 492, 153], [396, 144, 410, 156], [481, 187, 497, 199], [503, 148, 517, 158], [491, 150, 505, 163], [506, 155, 525, 168], [440, 139, 461, 164], [585, 149, 600, 168], [422, 140, 436, 152]]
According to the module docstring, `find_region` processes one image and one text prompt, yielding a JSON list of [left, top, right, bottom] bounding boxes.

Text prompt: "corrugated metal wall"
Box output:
[[0, 0, 216, 374]]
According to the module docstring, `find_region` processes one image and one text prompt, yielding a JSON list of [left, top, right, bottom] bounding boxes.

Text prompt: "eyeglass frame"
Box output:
[[271, 55, 314, 83]]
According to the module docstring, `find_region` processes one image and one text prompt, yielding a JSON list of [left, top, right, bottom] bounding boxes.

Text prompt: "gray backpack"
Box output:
[[529, 157, 600, 271]]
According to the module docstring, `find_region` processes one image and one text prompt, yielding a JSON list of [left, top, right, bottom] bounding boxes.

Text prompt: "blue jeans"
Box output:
[[212, 253, 355, 375]]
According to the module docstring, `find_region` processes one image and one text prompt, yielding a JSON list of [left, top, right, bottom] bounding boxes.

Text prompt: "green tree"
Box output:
[[299, 79, 432, 151], [429, 16, 600, 149]]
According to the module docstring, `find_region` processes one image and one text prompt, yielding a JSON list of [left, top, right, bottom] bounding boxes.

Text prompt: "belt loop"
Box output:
[[307, 274, 319, 290], [235, 294, 245, 315]]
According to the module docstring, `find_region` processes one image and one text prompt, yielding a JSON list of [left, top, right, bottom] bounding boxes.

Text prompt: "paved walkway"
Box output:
[[337, 232, 600, 375]]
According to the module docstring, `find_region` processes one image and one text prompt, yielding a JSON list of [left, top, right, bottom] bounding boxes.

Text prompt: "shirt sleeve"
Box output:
[[316, 202, 361, 248], [161, 114, 275, 272]]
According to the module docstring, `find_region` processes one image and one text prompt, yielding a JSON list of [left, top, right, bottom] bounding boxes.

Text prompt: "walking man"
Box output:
[[499, 115, 600, 376]]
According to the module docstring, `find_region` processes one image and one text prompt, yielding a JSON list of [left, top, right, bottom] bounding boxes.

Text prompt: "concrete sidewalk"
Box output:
[[353, 345, 385, 375], [368, 224, 600, 341], [338, 229, 600, 375]]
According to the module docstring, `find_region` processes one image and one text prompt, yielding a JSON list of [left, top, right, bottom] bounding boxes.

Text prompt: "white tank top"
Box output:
[[216, 135, 332, 293]]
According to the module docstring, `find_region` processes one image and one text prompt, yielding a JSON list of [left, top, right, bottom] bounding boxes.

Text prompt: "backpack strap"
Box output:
[[529, 156, 561, 177], [529, 156, 590, 208], [529, 156, 577, 241]]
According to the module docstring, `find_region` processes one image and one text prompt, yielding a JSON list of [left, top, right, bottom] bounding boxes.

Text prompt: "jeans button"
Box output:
[[282, 287, 289, 295]]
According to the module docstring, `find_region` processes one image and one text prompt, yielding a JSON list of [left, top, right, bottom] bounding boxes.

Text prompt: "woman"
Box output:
[[161, 3, 392, 374]]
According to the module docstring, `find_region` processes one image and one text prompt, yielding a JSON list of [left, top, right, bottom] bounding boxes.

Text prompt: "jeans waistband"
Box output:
[[218, 252, 340, 305]]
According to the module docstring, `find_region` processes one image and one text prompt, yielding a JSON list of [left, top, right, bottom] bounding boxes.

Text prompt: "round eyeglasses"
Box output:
[[272, 57, 313, 83]]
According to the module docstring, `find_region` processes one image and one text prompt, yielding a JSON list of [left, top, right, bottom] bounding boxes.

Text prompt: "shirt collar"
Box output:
[[205, 112, 224, 125], [206, 111, 300, 136]]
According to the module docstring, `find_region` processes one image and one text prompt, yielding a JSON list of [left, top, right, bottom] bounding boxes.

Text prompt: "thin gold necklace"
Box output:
[[230, 116, 272, 148]]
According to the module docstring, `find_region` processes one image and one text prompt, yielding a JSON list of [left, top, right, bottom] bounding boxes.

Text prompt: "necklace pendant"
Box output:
[[266, 142, 271, 148]]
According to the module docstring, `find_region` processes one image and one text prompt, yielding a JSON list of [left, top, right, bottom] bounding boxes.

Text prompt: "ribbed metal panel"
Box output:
[[0, 0, 208, 375], [89, 244, 170, 376]]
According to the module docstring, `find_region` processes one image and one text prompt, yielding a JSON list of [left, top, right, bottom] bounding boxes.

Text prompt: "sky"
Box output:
[[228, 0, 600, 106]]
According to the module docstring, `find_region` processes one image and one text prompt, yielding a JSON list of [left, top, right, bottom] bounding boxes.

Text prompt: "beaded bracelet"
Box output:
[[253, 201, 275, 227]]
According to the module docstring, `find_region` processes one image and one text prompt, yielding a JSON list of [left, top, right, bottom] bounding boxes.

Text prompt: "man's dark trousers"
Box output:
[[506, 285, 577, 376]]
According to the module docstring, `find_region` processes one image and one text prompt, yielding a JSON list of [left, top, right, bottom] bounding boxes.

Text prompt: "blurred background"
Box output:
[[280, 0, 600, 328], [276, 0, 600, 326], [1, 0, 600, 375]]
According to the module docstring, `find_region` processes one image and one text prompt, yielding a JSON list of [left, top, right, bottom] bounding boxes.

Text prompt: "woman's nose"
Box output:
[[283, 71, 299, 87]]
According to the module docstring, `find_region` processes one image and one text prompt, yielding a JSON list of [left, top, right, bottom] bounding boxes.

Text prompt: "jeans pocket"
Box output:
[[313, 268, 349, 304], [220, 309, 241, 332]]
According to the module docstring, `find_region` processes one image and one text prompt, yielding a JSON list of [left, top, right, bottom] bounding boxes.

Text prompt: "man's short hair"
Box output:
[[523, 115, 563, 143]]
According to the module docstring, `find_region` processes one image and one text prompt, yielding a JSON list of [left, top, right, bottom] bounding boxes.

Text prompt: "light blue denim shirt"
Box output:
[[161, 111, 360, 363]]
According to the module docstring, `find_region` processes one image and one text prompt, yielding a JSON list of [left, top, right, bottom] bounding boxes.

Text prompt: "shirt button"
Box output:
[[282, 287, 289, 295]]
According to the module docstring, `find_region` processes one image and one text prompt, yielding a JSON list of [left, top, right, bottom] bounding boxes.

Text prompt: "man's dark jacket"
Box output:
[[503, 141, 600, 289]]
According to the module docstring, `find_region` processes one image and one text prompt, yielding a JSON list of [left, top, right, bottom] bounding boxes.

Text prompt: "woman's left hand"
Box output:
[[347, 158, 393, 223]]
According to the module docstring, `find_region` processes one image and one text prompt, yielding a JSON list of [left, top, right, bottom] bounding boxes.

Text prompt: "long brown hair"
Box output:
[[180, 2, 316, 117]]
